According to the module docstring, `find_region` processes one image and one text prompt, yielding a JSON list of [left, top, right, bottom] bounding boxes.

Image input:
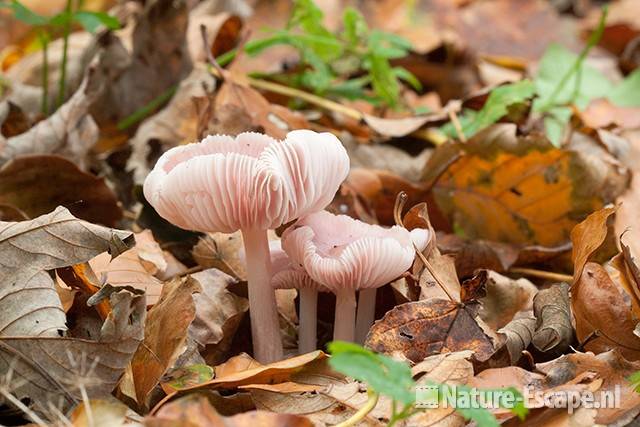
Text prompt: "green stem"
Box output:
[[38, 31, 49, 116], [57, 0, 73, 107], [537, 6, 608, 113], [335, 390, 379, 427], [116, 84, 178, 130]]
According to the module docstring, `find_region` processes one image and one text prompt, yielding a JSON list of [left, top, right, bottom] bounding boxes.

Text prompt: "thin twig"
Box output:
[[393, 191, 408, 227], [414, 248, 457, 302], [335, 389, 379, 427], [447, 109, 466, 142], [509, 267, 572, 283]]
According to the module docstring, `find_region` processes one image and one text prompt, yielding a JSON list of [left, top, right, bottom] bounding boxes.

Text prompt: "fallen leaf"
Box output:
[[365, 299, 498, 363], [424, 124, 629, 246], [189, 269, 249, 365], [532, 282, 573, 354], [498, 314, 536, 364], [0, 284, 145, 414], [129, 276, 200, 406], [127, 67, 217, 183], [160, 364, 214, 394], [580, 98, 640, 129], [572, 262, 640, 359], [408, 351, 474, 427], [536, 350, 640, 424], [570, 206, 617, 283], [0, 207, 132, 337], [0, 155, 122, 226], [0, 34, 127, 168], [477, 270, 537, 330], [192, 231, 247, 280], [92, 0, 192, 126], [148, 394, 312, 427]]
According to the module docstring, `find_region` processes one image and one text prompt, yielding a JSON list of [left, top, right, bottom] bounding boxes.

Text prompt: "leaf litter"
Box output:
[[2, 0, 640, 426]]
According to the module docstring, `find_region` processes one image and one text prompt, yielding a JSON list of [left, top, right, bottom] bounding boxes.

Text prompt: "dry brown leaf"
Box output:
[[127, 67, 217, 183], [532, 282, 573, 354], [572, 262, 640, 359], [0, 284, 145, 414], [571, 206, 617, 283], [0, 207, 132, 337], [192, 231, 247, 280], [418, 251, 461, 302], [0, 155, 122, 226], [536, 350, 640, 424], [580, 98, 640, 129], [129, 276, 200, 406], [213, 72, 309, 139], [148, 394, 312, 427], [476, 270, 537, 330], [365, 299, 498, 363], [189, 269, 249, 365], [92, 0, 192, 127], [498, 314, 536, 364], [437, 234, 520, 279], [0, 35, 128, 168], [425, 125, 629, 246], [408, 351, 474, 427]]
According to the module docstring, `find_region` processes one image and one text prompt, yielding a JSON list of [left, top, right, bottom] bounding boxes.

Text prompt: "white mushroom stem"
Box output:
[[298, 287, 318, 354], [242, 228, 284, 363], [355, 288, 377, 344], [333, 289, 357, 342]]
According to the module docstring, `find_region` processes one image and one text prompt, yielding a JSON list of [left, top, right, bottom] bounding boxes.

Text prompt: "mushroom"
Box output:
[[270, 241, 329, 354], [143, 130, 349, 362], [281, 210, 430, 343]]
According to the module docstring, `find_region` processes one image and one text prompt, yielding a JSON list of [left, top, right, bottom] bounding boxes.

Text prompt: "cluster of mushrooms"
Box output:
[[144, 130, 430, 363]]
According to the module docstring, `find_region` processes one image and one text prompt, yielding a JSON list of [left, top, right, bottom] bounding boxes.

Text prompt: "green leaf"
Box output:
[[455, 80, 535, 138], [166, 364, 214, 390], [245, 31, 342, 61], [73, 11, 120, 33], [367, 54, 401, 108], [1, 0, 47, 25], [342, 7, 368, 47], [628, 370, 640, 393], [326, 76, 371, 100], [609, 70, 640, 107], [543, 106, 572, 147], [534, 44, 612, 110], [393, 67, 422, 91], [328, 341, 416, 405]]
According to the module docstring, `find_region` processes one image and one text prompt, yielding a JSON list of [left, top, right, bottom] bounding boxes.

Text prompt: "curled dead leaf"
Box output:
[[365, 299, 498, 363]]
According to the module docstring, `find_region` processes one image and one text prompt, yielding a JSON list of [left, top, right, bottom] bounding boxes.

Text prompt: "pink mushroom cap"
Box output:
[[143, 130, 350, 233], [267, 240, 329, 292], [280, 210, 430, 292]]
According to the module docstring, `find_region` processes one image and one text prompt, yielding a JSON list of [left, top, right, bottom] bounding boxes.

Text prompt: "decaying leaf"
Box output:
[[0, 284, 145, 414], [189, 269, 249, 365], [0, 34, 128, 168], [129, 276, 200, 406], [408, 351, 474, 427], [476, 270, 537, 330], [192, 231, 247, 280], [0, 155, 122, 226], [69, 398, 131, 427], [127, 67, 217, 183], [498, 314, 536, 364], [532, 282, 573, 354], [536, 350, 640, 424], [571, 207, 640, 359], [365, 299, 498, 363], [424, 125, 629, 246], [147, 394, 313, 427]]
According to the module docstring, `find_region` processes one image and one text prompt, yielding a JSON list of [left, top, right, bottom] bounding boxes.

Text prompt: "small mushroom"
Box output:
[[270, 241, 329, 354], [143, 130, 349, 362], [281, 210, 430, 343]]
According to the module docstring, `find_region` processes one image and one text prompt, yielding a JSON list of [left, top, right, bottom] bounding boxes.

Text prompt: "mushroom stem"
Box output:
[[298, 288, 318, 354], [355, 288, 377, 344], [333, 289, 356, 342], [241, 228, 284, 363]]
